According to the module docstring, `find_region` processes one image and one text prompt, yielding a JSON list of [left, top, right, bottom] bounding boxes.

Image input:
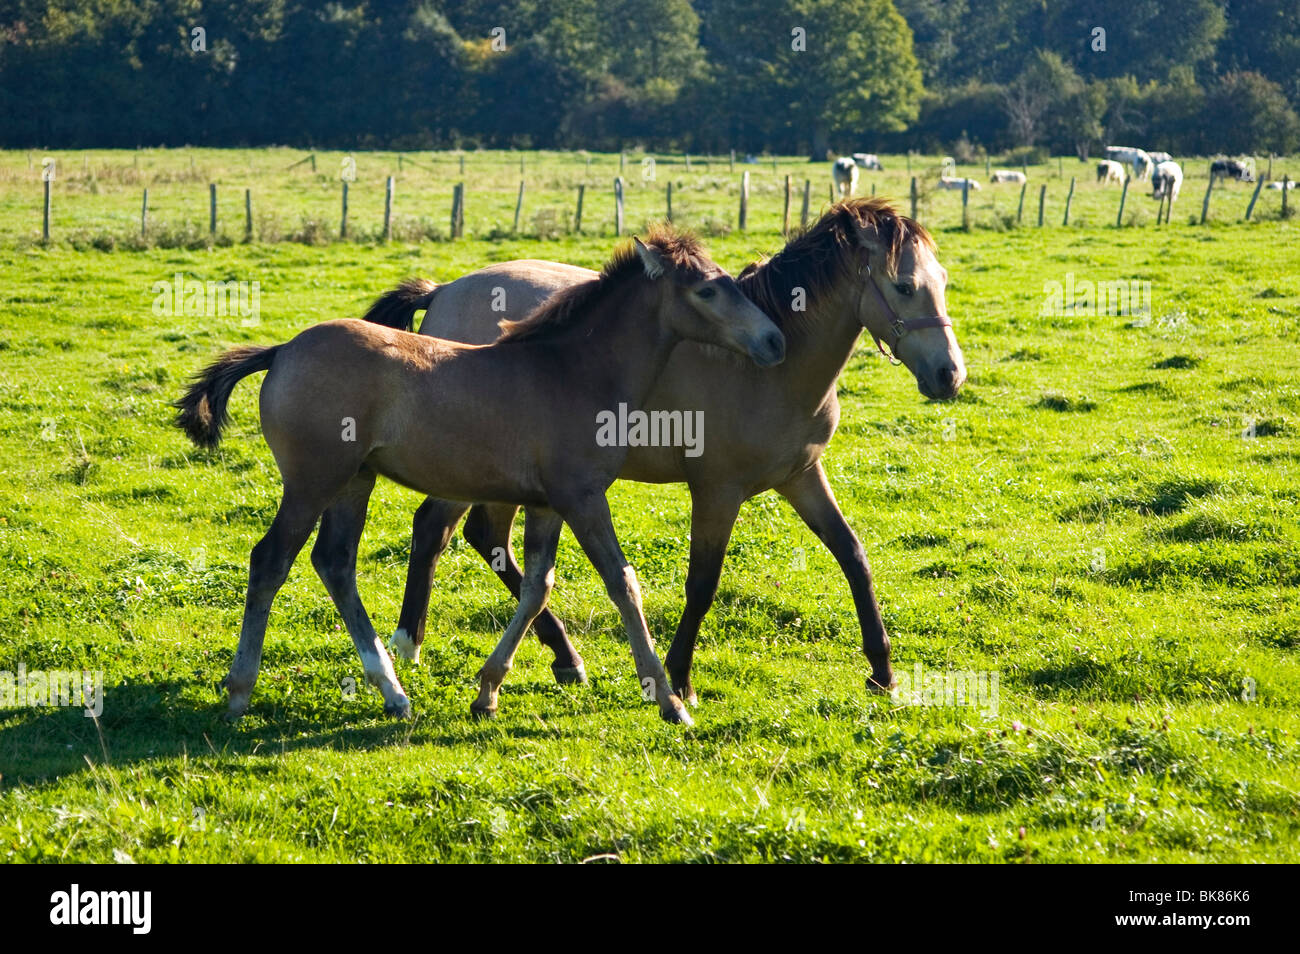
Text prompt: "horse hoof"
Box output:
[[660, 700, 694, 727], [866, 674, 896, 695], [470, 702, 497, 721], [389, 629, 421, 664], [552, 663, 588, 685], [384, 697, 412, 720]]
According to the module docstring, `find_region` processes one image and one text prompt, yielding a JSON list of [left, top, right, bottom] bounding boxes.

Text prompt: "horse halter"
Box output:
[[856, 257, 953, 364]]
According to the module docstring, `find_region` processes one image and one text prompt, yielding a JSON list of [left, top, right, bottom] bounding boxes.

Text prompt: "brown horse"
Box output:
[[173, 228, 785, 725], [362, 197, 964, 703]]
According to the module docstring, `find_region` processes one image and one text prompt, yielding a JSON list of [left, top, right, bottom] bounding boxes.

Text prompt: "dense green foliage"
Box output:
[[2, 1, 1297, 155], [0, 148, 1297, 862]]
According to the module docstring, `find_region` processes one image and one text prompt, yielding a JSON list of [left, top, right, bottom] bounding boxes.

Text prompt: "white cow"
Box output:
[[1151, 160, 1182, 203], [831, 157, 859, 197], [940, 156, 957, 177], [1096, 159, 1125, 184], [1148, 151, 1172, 165], [1265, 180, 1295, 190], [852, 153, 884, 170], [1105, 146, 1153, 181], [990, 169, 1027, 184], [938, 176, 981, 191]]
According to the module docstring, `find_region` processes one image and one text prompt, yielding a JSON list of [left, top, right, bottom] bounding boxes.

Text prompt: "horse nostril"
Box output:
[[936, 365, 955, 392], [765, 331, 785, 358]]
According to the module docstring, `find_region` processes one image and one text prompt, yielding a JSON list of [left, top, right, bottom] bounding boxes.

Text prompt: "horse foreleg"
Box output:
[[560, 493, 691, 725], [223, 492, 321, 719], [663, 489, 744, 707], [463, 503, 587, 684], [392, 496, 470, 663], [777, 462, 893, 693], [471, 507, 564, 719], [313, 470, 412, 718]]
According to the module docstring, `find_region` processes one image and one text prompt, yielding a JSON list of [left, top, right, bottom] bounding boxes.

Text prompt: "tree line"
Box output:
[[1, 0, 1297, 157]]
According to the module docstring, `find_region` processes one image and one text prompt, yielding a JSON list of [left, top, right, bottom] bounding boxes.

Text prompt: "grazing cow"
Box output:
[[990, 169, 1027, 184], [832, 156, 859, 197], [1105, 146, 1153, 181], [1151, 160, 1183, 203], [1265, 180, 1296, 190], [853, 153, 884, 170], [1148, 151, 1172, 165], [1096, 159, 1125, 184], [1210, 158, 1255, 182], [938, 176, 981, 191]]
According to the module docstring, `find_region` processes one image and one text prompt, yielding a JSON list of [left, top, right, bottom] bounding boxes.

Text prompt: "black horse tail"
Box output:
[[173, 345, 279, 449], [360, 278, 439, 331]]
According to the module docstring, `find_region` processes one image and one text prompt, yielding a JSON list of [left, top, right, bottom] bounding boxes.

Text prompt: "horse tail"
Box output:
[[360, 278, 439, 332], [173, 345, 280, 449]]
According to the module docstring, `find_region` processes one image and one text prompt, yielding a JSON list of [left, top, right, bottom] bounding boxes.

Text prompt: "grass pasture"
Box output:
[[0, 150, 1297, 863]]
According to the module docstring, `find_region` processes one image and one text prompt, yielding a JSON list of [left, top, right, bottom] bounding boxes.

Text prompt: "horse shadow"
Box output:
[[0, 673, 584, 788]]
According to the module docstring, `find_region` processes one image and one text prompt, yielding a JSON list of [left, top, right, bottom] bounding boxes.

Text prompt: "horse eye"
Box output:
[[895, 283, 914, 297], [696, 286, 717, 299]]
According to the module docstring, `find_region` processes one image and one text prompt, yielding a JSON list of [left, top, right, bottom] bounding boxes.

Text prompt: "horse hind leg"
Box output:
[[390, 496, 470, 663], [463, 503, 588, 685], [311, 469, 412, 718], [223, 492, 322, 719], [472, 507, 564, 719]]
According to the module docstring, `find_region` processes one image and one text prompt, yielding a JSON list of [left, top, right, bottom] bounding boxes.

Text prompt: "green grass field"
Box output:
[[0, 150, 1297, 863]]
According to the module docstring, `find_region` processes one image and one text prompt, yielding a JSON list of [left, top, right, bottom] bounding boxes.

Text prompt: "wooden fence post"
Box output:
[[730, 149, 736, 173], [1284, 176, 1291, 218], [1245, 175, 1266, 220], [1063, 176, 1076, 226], [209, 183, 217, 236], [666, 181, 673, 223], [1038, 184, 1046, 227], [619, 153, 625, 176], [685, 153, 691, 171], [244, 188, 252, 239], [513, 180, 525, 233], [141, 189, 148, 237], [384, 176, 394, 241], [575, 184, 585, 233], [1200, 177, 1213, 224], [1016, 182, 1027, 224], [801, 179, 811, 227], [782, 174, 791, 235], [310, 153, 316, 173], [614, 177, 624, 236], [340, 181, 348, 238], [459, 153, 465, 175], [450, 183, 462, 239], [961, 179, 970, 230], [739, 171, 749, 230], [910, 176, 918, 220], [1116, 178, 1129, 227]]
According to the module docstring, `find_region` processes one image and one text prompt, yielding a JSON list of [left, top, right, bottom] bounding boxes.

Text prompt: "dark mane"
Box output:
[[498, 224, 714, 343], [738, 196, 935, 332]]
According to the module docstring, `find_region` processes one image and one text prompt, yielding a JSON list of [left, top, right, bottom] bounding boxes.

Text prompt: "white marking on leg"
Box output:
[[390, 627, 421, 663]]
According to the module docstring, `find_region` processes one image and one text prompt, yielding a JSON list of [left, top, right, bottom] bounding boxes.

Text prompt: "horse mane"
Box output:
[[738, 196, 935, 333], [498, 223, 714, 343]]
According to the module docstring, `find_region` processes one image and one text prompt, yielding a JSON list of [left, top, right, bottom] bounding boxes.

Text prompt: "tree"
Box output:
[[1205, 71, 1300, 155]]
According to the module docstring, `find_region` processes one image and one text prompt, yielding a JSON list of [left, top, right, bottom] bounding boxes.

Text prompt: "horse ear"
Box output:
[[634, 237, 667, 279], [852, 215, 883, 253]]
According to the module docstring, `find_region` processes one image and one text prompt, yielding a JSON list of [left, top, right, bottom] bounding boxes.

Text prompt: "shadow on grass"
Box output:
[[0, 677, 587, 787]]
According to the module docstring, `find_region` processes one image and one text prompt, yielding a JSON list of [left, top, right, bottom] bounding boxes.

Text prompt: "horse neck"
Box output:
[[570, 280, 678, 405], [771, 273, 865, 410]]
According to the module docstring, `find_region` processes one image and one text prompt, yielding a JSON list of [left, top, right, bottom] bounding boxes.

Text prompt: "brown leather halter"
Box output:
[[856, 256, 953, 364]]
